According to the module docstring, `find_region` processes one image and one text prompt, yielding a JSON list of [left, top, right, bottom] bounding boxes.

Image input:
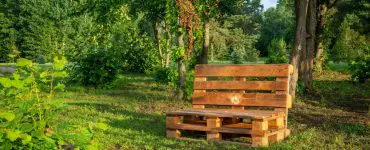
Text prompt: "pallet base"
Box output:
[[166, 114, 290, 147]]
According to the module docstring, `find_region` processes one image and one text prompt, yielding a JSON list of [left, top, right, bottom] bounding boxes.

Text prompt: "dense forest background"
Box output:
[[1, 0, 369, 98]]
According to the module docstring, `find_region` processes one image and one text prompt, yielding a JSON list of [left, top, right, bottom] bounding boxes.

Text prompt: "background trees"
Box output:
[[0, 0, 369, 99]]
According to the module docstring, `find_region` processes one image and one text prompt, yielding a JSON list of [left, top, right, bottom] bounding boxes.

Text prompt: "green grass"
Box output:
[[55, 70, 370, 149]]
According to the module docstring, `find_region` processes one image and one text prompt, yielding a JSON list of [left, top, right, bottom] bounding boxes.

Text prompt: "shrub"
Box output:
[[69, 49, 120, 88], [0, 57, 67, 149], [154, 66, 178, 87], [266, 38, 289, 64], [0, 57, 107, 149], [350, 56, 370, 83], [230, 41, 245, 64]]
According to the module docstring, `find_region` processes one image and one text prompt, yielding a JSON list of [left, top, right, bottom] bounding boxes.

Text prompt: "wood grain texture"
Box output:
[[167, 109, 285, 120], [195, 64, 292, 77], [193, 81, 288, 90], [192, 92, 291, 108]]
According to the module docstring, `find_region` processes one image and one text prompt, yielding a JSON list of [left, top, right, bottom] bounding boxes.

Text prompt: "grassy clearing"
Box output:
[[55, 70, 370, 149]]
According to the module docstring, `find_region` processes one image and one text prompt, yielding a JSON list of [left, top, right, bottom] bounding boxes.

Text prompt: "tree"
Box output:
[[196, 0, 220, 64], [257, 3, 294, 56], [290, 0, 308, 101]]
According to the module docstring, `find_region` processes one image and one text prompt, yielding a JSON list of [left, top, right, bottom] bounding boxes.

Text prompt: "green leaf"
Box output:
[[32, 130, 44, 139], [53, 56, 67, 70], [54, 83, 66, 91], [6, 130, 21, 141], [16, 58, 32, 67], [20, 123, 34, 132], [96, 123, 108, 130], [0, 78, 12, 88], [0, 112, 15, 121], [13, 73, 20, 80], [21, 134, 32, 145], [54, 71, 68, 78], [40, 71, 49, 78]]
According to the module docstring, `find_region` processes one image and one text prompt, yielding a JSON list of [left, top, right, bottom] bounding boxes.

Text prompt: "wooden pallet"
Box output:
[[166, 64, 294, 147], [166, 109, 290, 146]]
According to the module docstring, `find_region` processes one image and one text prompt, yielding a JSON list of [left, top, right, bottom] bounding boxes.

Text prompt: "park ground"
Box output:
[[53, 63, 370, 150]]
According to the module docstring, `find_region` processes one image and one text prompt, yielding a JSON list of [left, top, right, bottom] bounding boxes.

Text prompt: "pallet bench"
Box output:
[[166, 64, 294, 146]]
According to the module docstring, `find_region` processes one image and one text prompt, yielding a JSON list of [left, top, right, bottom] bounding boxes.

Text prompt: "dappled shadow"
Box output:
[[306, 80, 370, 112], [67, 102, 243, 149], [289, 104, 370, 136], [69, 102, 166, 137]]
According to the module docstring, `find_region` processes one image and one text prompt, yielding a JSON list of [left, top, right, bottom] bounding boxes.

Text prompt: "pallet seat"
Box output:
[[166, 64, 294, 147]]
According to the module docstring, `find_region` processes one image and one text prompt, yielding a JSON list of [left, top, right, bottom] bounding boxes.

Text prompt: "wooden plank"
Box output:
[[166, 116, 181, 138], [175, 137, 252, 146], [268, 116, 284, 129], [193, 77, 206, 109], [166, 123, 269, 136], [193, 81, 288, 90], [167, 109, 282, 119], [252, 135, 268, 147], [193, 92, 291, 108], [223, 123, 252, 129], [252, 120, 268, 131], [269, 129, 285, 143], [195, 64, 292, 77], [207, 117, 222, 140], [167, 129, 181, 138]]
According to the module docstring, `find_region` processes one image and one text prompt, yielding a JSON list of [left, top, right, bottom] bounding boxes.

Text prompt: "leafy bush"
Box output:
[[0, 57, 67, 149], [350, 56, 370, 83], [0, 57, 107, 149], [69, 49, 120, 88], [266, 38, 289, 64], [154, 66, 178, 87], [112, 23, 160, 74]]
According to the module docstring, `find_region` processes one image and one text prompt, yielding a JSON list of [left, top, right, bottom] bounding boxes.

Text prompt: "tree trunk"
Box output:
[[290, 0, 309, 101], [200, 18, 210, 64], [314, 4, 327, 71], [152, 22, 164, 67], [177, 33, 186, 100], [304, 0, 317, 92], [165, 22, 171, 67], [314, 41, 324, 71]]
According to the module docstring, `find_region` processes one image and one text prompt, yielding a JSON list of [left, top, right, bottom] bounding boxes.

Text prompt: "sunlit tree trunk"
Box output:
[[314, 4, 327, 71], [290, 0, 309, 101], [152, 22, 164, 67], [200, 18, 209, 64], [304, 0, 317, 92], [177, 33, 186, 100], [165, 22, 171, 67]]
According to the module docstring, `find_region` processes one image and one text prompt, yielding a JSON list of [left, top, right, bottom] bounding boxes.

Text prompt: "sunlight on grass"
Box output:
[[55, 71, 370, 149]]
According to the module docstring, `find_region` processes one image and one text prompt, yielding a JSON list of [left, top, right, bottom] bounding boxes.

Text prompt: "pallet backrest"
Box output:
[[192, 64, 293, 110]]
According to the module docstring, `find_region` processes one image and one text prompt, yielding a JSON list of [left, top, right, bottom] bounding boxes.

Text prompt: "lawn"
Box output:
[[55, 70, 370, 149]]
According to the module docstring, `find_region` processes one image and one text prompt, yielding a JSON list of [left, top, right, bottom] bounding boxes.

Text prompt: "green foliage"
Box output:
[[154, 66, 178, 87], [0, 13, 17, 62], [331, 14, 369, 62], [0, 57, 67, 149], [209, 18, 259, 63], [257, 3, 294, 56], [69, 49, 120, 88], [111, 22, 160, 73], [350, 56, 370, 83], [266, 38, 289, 64]]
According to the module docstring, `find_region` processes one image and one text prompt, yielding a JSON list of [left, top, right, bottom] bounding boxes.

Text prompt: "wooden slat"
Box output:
[[167, 109, 284, 120], [166, 123, 269, 136], [193, 77, 206, 109], [195, 64, 293, 77], [194, 81, 288, 90], [193, 93, 291, 108]]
